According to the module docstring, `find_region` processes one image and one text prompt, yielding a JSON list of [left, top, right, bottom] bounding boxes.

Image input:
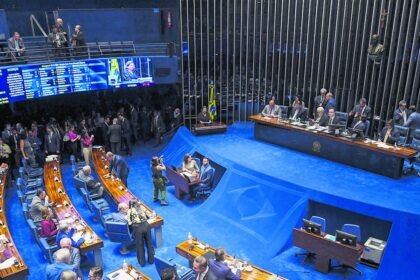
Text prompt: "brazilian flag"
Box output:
[[208, 84, 217, 121], [109, 58, 121, 84]]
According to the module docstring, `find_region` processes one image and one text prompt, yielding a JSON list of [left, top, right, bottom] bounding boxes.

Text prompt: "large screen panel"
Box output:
[[107, 57, 154, 88]]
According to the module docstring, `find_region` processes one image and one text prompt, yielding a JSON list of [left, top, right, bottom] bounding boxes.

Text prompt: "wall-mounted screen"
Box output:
[[0, 56, 160, 105]]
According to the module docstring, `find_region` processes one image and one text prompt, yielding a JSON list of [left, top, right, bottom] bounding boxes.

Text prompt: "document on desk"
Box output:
[[107, 269, 134, 280], [324, 234, 336, 242]]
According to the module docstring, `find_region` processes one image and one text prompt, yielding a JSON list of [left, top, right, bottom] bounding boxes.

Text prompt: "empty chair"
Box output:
[[40, 237, 58, 263], [395, 125, 409, 146], [18, 169, 43, 189], [104, 220, 133, 254], [21, 158, 43, 178], [154, 255, 195, 280], [295, 216, 327, 263], [80, 188, 109, 213], [279, 105, 289, 119], [27, 218, 41, 246], [335, 111, 349, 126], [91, 200, 111, 226], [330, 224, 362, 275], [22, 202, 31, 221]]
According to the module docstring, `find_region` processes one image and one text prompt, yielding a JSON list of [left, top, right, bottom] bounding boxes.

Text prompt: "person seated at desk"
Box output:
[[122, 61, 139, 81], [182, 154, 199, 182], [40, 207, 58, 238], [56, 221, 85, 249], [350, 115, 366, 131], [208, 248, 241, 280], [290, 100, 307, 121], [261, 100, 280, 118], [108, 202, 129, 222], [77, 166, 104, 197], [189, 157, 215, 202], [198, 106, 212, 124], [319, 108, 340, 127], [379, 119, 400, 145], [312, 107, 328, 124], [349, 98, 371, 120]]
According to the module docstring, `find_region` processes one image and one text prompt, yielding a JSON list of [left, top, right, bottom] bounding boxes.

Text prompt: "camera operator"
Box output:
[[151, 156, 168, 206]]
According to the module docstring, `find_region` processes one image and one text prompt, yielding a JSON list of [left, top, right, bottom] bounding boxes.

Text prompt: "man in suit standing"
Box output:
[[405, 107, 420, 130], [320, 108, 340, 127], [193, 256, 217, 280], [261, 100, 281, 118], [44, 126, 61, 156], [71, 25, 86, 58], [394, 100, 409, 126], [8, 32, 25, 62], [48, 25, 67, 58], [290, 101, 307, 121], [108, 118, 122, 155], [324, 92, 336, 114], [151, 110, 165, 147], [118, 114, 132, 156], [106, 152, 130, 187], [208, 248, 241, 280], [314, 88, 327, 116]]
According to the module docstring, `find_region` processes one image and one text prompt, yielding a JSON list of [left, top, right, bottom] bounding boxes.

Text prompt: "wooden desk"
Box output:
[[0, 166, 29, 280], [176, 239, 287, 280], [250, 115, 418, 178], [165, 167, 201, 199], [106, 264, 151, 280], [293, 228, 361, 273], [192, 122, 227, 135], [44, 160, 104, 265], [92, 147, 164, 247]]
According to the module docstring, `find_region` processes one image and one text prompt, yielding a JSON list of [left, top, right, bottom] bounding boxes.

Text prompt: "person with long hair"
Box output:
[[80, 130, 94, 165], [68, 125, 80, 161]]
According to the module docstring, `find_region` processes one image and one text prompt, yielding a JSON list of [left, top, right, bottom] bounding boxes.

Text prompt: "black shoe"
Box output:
[[153, 198, 159, 202], [148, 258, 154, 264], [160, 201, 169, 206]]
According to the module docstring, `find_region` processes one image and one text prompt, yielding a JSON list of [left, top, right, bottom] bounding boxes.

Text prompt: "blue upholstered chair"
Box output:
[[70, 155, 86, 170], [80, 187, 110, 213], [279, 105, 289, 119], [27, 219, 41, 246], [22, 202, 31, 221], [330, 223, 362, 275], [91, 200, 111, 226], [154, 255, 195, 280], [19, 167, 43, 186], [295, 216, 327, 263], [192, 157, 201, 169], [104, 220, 134, 254], [335, 111, 349, 126], [40, 237, 58, 263], [21, 158, 43, 178], [395, 125, 409, 146], [73, 175, 87, 196]]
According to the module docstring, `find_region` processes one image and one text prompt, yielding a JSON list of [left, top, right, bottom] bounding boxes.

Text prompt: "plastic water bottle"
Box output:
[[188, 232, 192, 242], [123, 259, 128, 272]]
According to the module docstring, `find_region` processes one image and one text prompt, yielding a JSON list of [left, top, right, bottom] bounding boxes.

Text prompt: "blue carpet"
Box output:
[[5, 122, 420, 279]]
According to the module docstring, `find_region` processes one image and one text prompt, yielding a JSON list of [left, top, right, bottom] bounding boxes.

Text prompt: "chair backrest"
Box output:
[[341, 224, 361, 243], [395, 125, 409, 145], [19, 167, 26, 178], [91, 201, 104, 225], [104, 221, 132, 243], [22, 202, 30, 220], [16, 177, 24, 192], [80, 188, 93, 211], [279, 105, 289, 119], [310, 216, 326, 233], [410, 129, 420, 151], [27, 219, 40, 243], [154, 255, 177, 279], [335, 111, 348, 126], [208, 167, 216, 187], [73, 175, 87, 191], [192, 157, 201, 168], [21, 158, 30, 171]]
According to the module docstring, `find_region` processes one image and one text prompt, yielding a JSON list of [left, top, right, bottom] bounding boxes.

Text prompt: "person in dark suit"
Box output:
[[129, 104, 139, 144], [405, 108, 420, 130], [173, 107, 183, 128], [118, 114, 132, 156], [108, 118, 122, 155], [8, 127, 21, 172], [349, 98, 371, 120], [151, 110, 165, 147], [324, 92, 336, 114], [71, 25, 86, 58], [44, 126, 61, 156], [208, 248, 241, 280], [198, 106, 211, 124], [319, 108, 340, 127], [290, 101, 307, 121], [8, 32, 25, 61], [193, 256, 217, 280], [190, 157, 215, 201], [350, 116, 366, 131], [393, 100, 409, 126], [100, 116, 111, 151], [379, 119, 400, 145], [313, 88, 327, 116], [48, 25, 67, 58], [106, 152, 130, 187]]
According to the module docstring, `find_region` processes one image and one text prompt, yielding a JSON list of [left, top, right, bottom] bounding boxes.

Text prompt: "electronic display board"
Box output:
[[0, 56, 155, 104]]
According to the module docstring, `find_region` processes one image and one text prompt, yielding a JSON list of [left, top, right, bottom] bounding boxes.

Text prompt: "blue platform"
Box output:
[[6, 122, 420, 280]]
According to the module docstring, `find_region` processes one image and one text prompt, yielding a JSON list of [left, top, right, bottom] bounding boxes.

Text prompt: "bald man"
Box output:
[[77, 165, 104, 197], [261, 100, 281, 118], [53, 238, 81, 278]]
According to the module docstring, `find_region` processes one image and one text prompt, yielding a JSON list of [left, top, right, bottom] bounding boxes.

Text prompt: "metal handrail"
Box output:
[[0, 41, 175, 66]]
